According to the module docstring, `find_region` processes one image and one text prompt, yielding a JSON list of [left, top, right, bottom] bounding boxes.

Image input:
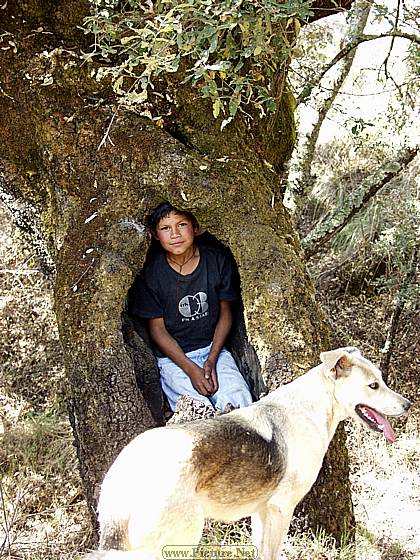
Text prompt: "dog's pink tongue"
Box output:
[[366, 407, 396, 443]]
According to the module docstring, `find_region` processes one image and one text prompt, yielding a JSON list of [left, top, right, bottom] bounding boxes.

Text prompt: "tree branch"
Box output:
[[380, 244, 419, 383], [302, 147, 419, 257], [297, 31, 420, 105], [382, 0, 401, 81]]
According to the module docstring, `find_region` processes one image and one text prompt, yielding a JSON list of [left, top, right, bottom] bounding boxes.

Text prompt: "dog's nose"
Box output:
[[403, 399, 412, 412]]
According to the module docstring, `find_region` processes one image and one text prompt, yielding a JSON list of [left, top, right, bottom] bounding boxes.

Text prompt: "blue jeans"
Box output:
[[157, 344, 253, 412]]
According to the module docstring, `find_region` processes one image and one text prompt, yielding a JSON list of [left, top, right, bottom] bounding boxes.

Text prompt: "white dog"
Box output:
[[86, 347, 411, 559]]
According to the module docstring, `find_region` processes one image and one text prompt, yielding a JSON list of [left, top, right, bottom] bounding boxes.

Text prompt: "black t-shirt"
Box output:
[[130, 245, 239, 357]]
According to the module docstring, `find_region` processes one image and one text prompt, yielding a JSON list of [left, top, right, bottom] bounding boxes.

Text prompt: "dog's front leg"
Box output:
[[251, 504, 293, 560]]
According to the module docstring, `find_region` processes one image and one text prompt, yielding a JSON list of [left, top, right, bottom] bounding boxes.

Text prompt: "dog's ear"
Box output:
[[320, 347, 360, 378]]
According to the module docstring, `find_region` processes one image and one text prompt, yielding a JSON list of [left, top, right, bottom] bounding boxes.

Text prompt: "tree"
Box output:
[[0, 0, 354, 545], [287, 0, 372, 219], [284, 0, 420, 221], [379, 243, 419, 382], [302, 146, 418, 256]]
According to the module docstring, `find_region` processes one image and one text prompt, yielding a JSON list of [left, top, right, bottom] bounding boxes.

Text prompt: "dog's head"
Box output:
[[320, 347, 411, 443]]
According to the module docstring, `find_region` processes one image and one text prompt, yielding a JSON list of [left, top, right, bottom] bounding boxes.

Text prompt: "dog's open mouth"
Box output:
[[355, 404, 396, 443]]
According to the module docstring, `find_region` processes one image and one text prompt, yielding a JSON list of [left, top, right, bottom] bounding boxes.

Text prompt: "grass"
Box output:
[[202, 519, 252, 545], [345, 415, 420, 560], [0, 410, 91, 559]]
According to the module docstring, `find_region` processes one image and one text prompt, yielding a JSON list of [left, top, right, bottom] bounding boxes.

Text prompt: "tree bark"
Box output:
[[0, 0, 354, 545]]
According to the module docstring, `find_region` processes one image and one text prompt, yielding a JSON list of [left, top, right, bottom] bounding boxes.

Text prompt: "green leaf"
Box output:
[[201, 25, 215, 38], [213, 97, 222, 118], [120, 35, 138, 45], [265, 98, 277, 112], [208, 79, 218, 95], [114, 75, 124, 93], [209, 34, 218, 53], [229, 96, 239, 117]]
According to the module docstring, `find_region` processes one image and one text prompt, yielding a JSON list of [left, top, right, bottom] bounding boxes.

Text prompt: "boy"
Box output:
[[131, 202, 253, 412]]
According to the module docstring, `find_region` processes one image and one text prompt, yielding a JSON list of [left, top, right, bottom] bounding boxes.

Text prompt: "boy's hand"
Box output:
[[204, 358, 219, 395], [187, 364, 215, 396]]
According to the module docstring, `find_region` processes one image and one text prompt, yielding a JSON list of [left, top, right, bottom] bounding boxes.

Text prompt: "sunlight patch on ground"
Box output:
[[348, 419, 420, 558]]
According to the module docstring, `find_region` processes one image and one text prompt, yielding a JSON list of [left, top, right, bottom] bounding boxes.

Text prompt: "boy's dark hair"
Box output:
[[146, 202, 199, 234]]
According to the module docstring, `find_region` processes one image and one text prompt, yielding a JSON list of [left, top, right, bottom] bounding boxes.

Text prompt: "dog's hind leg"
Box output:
[[251, 504, 293, 560], [126, 499, 205, 556]]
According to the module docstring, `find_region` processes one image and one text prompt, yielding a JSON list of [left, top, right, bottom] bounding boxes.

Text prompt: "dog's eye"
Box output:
[[369, 382, 380, 390]]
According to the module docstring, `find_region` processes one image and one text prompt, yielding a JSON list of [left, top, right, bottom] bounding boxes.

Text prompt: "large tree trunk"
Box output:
[[0, 0, 354, 544]]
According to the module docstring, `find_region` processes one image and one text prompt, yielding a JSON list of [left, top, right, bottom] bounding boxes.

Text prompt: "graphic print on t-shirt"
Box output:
[[179, 291, 209, 321]]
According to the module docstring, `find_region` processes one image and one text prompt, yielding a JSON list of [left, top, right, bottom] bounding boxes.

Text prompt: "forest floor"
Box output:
[[0, 203, 418, 559]]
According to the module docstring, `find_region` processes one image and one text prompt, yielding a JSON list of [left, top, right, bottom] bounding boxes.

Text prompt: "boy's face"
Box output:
[[154, 211, 197, 256]]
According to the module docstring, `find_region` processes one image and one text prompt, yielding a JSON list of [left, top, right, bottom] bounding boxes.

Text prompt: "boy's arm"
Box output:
[[149, 318, 215, 396], [204, 300, 233, 391]]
